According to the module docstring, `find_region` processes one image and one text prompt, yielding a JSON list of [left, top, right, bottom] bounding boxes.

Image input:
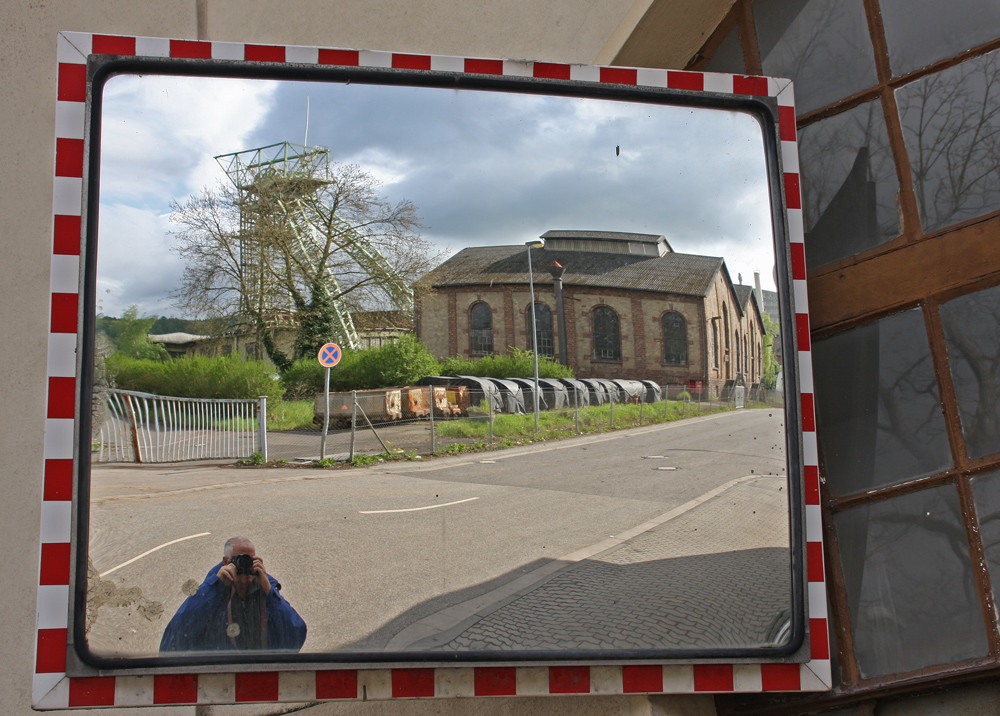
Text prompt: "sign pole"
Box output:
[[320, 366, 331, 459], [316, 343, 342, 461]]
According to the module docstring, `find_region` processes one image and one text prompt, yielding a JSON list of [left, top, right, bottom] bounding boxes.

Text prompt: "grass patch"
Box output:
[[266, 400, 316, 431], [211, 399, 315, 432], [435, 399, 730, 442]]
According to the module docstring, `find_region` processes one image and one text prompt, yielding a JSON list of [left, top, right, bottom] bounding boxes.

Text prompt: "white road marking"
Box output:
[[360, 497, 479, 514], [99, 532, 212, 578]]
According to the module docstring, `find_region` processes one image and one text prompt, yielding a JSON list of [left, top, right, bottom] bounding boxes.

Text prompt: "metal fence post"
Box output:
[[349, 390, 357, 462], [257, 395, 268, 462], [123, 393, 143, 464], [488, 390, 494, 445], [609, 393, 614, 429], [428, 386, 436, 455], [574, 387, 580, 433]]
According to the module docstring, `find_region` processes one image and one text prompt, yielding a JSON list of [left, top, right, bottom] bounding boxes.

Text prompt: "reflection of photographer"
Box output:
[[159, 537, 306, 653]]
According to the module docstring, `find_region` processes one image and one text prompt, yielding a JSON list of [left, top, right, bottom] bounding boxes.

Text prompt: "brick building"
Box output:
[[416, 230, 767, 394]]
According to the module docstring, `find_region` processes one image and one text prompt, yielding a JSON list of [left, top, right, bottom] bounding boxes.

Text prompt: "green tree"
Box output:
[[101, 305, 167, 360], [761, 311, 781, 389]]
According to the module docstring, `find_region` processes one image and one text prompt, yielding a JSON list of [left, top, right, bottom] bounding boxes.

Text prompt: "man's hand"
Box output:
[[252, 556, 271, 595], [217, 554, 270, 595], [217, 562, 237, 584]]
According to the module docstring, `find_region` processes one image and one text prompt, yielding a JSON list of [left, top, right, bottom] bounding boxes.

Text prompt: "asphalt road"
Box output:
[[85, 407, 789, 658]]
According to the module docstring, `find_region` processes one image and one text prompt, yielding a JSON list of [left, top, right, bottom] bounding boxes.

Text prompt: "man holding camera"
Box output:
[[159, 536, 307, 653]]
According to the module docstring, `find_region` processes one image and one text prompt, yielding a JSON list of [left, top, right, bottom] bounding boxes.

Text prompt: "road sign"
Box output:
[[317, 343, 342, 368]]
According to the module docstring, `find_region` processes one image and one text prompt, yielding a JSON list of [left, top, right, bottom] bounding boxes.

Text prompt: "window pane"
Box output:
[[593, 306, 620, 361], [799, 100, 900, 268], [813, 309, 952, 496], [703, 24, 744, 74], [754, 0, 877, 114], [470, 302, 493, 355], [662, 312, 687, 365], [880, 0, 1000, 76], [530, 302, 554, 358], [835, 486, 988, 679], [896, 49, 1000, 234], [971, 471, 1000, 610], [941, 283, 1000, 459]]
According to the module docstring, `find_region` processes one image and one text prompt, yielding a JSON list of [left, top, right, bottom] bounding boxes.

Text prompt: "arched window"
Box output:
[[723, 304, 730, 353], [469, 301, 493, 355], [734, 330, 741, 377], [662, 311, 687, 364], [723, 304, 731, 379], [527, 302, 554, 357], [712, 322, 719, 369], [592, 305, 621, 361]]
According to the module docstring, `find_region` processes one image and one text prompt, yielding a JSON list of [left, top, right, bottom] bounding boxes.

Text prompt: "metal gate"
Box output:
[[93, 389, 267, 464]]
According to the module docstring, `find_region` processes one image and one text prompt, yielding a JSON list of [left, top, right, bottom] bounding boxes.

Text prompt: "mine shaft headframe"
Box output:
[[215, 141, 331, 193]]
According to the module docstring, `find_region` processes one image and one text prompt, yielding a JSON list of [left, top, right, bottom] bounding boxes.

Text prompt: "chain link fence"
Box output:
[[265, 380, 783, 464]]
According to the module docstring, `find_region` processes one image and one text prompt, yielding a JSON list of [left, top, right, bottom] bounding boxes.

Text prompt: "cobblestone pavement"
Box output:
[[390, 475, 792, 652]]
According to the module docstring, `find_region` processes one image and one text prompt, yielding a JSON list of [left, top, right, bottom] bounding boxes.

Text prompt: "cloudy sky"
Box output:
[[97, 71, 777, 318]]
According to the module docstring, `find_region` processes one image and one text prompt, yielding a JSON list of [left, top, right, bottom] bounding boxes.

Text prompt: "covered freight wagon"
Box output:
[[314, 388, 402, 427]]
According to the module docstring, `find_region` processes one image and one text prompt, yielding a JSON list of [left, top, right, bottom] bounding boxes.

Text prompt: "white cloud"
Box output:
[[95, 71, 785, 316], [100, 75, 279, 204], [96, 203, 183, 317]]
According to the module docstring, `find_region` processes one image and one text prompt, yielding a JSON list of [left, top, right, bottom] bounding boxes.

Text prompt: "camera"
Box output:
[[232, 553, 255, 576]]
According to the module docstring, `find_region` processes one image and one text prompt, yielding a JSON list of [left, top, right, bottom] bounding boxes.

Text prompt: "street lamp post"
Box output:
[[525, 238, 545, 432]]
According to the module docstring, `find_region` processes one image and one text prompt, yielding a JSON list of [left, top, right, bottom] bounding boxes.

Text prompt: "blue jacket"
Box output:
[[159, 562, 307, 653]]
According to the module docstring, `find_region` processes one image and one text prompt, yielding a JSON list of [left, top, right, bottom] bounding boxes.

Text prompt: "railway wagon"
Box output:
[[314, 388, 402, 427], [400, 385, 467, 419]]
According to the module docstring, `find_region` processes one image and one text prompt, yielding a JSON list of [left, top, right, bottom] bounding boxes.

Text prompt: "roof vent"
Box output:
[[539, 230, 671, 257]]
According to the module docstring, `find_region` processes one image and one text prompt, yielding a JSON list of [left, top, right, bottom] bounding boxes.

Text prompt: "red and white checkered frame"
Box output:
[[35, 31, 830, 708]]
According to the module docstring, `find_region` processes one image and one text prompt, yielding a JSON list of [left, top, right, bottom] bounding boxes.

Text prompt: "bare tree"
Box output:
[[170, 160, 438, 368], [897, 50, 1000, 233]]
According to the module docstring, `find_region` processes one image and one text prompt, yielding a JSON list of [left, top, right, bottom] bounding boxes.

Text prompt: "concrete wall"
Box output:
[[0, 3, 720, 715]]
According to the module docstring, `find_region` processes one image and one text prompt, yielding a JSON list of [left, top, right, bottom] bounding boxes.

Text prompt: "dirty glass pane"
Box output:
[[703, 24, 744, 74], [896, 49, 1000, 234], [880, 0, 1000, 76], [941, 283, 1000, 459], [754, 0, 877, 114], [799, 100, 900, 268], [835, 485, 988, 678], [813, 309, 951, 496], [470, 301, 493, 355], [593, 306, 621, 361], [971, 471, 1000, 608], [531, 302, 554, 357]]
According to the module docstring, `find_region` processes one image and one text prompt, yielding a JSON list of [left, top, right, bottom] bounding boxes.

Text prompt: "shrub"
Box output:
[[439, 348, 574, 379], [340, 335, 440, 389], [280, 336, 442, 393], [280, 358, 327, 399], [106, 353, 283, 402]]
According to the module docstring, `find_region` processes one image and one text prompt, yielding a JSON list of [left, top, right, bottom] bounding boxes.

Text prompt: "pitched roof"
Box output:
[[732, 284, 766, 327], [422, 245, 723, 298]]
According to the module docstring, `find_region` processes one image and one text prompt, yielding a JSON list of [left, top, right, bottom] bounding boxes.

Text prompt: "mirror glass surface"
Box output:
[[84, 67, 796, 662]]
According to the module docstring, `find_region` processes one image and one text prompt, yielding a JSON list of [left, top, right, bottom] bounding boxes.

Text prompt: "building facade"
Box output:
[[417, 231, 767, 395]]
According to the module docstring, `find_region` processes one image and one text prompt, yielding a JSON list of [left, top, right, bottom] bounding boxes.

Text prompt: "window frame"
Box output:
[[33, 30, 827, 709], [527, 301, 554, 358], [469, 300, 494, 356], [591, 305, 622, 362], [662, 311, 689, 365], [691, 1, 1000, 707]]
